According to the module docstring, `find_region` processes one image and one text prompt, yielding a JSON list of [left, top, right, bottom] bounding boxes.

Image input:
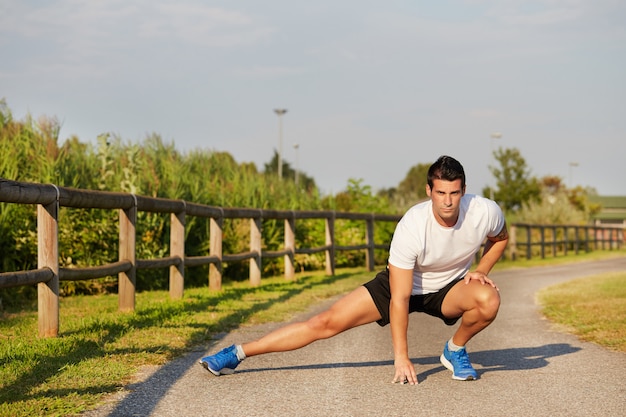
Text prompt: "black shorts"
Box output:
[[363, 268, 462, 327]]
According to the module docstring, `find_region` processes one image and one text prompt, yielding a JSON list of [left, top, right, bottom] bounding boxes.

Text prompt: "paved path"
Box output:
[[84, 257, 626, 417]]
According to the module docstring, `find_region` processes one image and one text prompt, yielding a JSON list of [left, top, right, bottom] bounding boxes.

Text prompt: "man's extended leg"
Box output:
[[244, 286, 382, 355], [201, 285, 382, 375], [439, 280, 500, 380]]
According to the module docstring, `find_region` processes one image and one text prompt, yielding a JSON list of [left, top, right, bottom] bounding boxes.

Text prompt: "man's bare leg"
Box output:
[[441, 279, 500, 345], [243, 286, 382, 357], [439, 280, 500, 380]]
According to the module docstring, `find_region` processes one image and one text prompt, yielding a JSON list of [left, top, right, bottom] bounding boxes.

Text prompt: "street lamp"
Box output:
[[569, 162, 579, 188], [293, 143, 300, 186], [490, 132, 502, 200], [274, 109, 287, 179]]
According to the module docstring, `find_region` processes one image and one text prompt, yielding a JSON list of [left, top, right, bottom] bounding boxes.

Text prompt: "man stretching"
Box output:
[[200, 155, 508, 384]]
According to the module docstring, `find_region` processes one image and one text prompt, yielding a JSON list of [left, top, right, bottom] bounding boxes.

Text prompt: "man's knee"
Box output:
[[473, 285, 500, 318], [306, 311, 337, 336]]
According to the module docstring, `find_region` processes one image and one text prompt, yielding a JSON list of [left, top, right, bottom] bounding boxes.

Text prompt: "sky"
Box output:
[[1, 0, 625, 196]]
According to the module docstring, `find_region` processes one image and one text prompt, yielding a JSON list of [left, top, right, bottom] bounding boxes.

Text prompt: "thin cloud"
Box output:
[[234, 65, 304, 79], [0, 1, 276, 81], [468, 108, 502, 119], [139, 4, 275, 47], [483, 0, 585, 26], [1, 1, 274, 50]]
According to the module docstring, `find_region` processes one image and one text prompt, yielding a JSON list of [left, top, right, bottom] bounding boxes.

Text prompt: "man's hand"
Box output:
[[392, 357, 418, 385], [464, 270, 498, 290]]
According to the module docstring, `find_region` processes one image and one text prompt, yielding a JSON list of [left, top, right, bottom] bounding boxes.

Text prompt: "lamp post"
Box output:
[[490, 132, 502, 200], [569, 162, 579, 188], [274, 109, 287, 179], [293, 143, 300, 186]]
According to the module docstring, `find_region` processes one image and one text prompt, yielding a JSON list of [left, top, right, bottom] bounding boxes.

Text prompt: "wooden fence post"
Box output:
[[325, 214, 335, 276], [250, 217, 262, 286], [169, 209, 185, 299], [284, 214, 295, 280], [508, 224, 517, 260], [118, 200, 136, 312], [37, 198, 59, 338], [365, 216, 375, 272], [209, 214, 223, 290]]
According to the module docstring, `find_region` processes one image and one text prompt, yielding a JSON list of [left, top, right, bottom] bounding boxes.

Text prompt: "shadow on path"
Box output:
[[237, 343, 581, 380], [99, 349, 208, 417]]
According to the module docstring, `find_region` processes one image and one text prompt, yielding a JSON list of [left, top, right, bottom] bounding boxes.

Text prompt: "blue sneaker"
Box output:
[[440, 342, 478, 381], [200, 345, 241, 376]]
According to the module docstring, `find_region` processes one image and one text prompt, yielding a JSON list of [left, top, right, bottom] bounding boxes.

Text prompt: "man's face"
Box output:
[[426, 178, 465, 227]]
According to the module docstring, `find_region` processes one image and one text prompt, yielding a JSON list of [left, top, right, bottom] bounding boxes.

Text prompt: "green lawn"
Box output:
[[537, 271, 626, 352]]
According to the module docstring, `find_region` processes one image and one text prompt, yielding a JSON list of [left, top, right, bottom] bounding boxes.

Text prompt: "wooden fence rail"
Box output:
[[0, 178, 623, 337]]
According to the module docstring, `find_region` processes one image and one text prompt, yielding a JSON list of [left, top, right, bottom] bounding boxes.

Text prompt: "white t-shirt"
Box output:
[[388, 194, 505, 295]]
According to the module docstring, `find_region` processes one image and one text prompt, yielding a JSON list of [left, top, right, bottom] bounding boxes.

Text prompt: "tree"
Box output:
[[398, 163, 430, 199], [330, 178, 384, 213], [566, 185, 602, 220], [541, 175, 565, 195], [263, 150, 317, 192], [484, 147, 541, 212], [379, 162, 431, 212]]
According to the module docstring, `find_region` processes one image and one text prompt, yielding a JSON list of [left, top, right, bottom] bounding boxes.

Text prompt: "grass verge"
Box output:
[[537, 271, 626, 353], [0, 268, 373, 417]]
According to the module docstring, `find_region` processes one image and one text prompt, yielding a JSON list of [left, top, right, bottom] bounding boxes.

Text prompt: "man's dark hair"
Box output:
[[427, 155, 466, 189]]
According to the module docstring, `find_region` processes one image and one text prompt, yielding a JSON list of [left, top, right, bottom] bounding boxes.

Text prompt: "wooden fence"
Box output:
[[508, 223, 623, 260], [0, 179, 399, 337], [0, 178, 623, 337]]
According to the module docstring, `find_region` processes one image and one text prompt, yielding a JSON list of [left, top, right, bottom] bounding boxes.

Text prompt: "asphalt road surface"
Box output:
[[83, 257, 626, 417]]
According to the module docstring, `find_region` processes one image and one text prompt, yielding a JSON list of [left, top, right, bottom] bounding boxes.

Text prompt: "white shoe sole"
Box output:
[[200, 360, 235, 376], [440, 354, 475, 381]]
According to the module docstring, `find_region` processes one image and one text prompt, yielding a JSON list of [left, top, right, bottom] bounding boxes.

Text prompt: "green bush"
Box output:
[[0, 100, 393, 302]]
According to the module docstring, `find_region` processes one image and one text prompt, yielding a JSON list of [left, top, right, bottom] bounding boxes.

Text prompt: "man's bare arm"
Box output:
[[388, 264, 418, 385], [466, 223, 509, 287]]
